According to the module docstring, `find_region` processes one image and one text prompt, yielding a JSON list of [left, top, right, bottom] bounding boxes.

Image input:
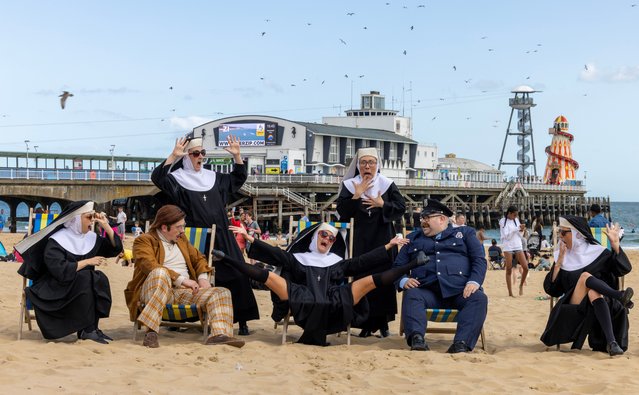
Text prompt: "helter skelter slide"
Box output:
[[543, 115, 579, 185]]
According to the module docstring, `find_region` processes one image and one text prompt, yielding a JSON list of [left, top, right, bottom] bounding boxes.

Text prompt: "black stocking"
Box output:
[[586, 276, 623, 300], [592, 298, 616, 344], [213, 250, 269, 283], [372, 252, 428, 287]]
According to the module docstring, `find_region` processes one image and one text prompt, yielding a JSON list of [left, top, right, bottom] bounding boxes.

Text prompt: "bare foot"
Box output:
[[519, 286, 524, 296]]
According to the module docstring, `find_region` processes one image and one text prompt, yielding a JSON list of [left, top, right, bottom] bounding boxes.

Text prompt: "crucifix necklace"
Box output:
[[203, 194, 207, 202], [317, 275, 321, 282]]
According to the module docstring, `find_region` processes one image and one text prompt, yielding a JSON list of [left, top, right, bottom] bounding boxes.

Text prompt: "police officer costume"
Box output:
[[394, 198, 488, 352]]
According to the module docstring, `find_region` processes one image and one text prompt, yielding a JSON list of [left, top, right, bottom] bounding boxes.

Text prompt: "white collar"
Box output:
[[292, 229, 342, 268], [554, 230, 606, 271], [50, 214, 97, 255], [171, 157, 217, 192]]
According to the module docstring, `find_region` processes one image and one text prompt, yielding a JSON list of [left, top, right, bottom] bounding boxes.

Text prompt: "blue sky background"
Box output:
[[1, 1, 638, 200]]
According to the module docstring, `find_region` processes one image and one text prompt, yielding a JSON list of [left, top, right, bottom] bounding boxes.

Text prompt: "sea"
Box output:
[[481, 201, 639, 250]]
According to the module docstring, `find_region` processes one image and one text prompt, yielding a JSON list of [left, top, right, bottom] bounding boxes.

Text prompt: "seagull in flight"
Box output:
[[261, 32, 266, 36], [59, 91, 74, 109], [339, 38, 347, 45], [344, 74, 349, 78], [418, 4, 425, 7], [403, 50, 407, 55], [346, 12, 355, 16], [358, 75, 365, 78], [410, 25, 414, 30], [584, 64, 589, 71], [453, 65, 456, 71], [431, 116, 437, 121]]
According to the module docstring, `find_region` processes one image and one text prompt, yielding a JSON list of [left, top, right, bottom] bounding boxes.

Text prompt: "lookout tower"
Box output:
[[498, 85, 539, 177]]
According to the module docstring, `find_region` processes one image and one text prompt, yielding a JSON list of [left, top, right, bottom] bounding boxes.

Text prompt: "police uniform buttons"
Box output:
[[437, 259, 440, 262], [459, 271, 463, 274], [452, 243, 456, 246], [437, 272, 441, 275], [436, 251, 440, 254]]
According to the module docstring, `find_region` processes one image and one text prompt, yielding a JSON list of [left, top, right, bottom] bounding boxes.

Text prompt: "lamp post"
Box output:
[[109, 144, 116, 180], [24, 140, 30, 179]]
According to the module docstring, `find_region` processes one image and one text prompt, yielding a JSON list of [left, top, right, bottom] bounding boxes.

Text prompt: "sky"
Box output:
[[1, 1, 638, 200]]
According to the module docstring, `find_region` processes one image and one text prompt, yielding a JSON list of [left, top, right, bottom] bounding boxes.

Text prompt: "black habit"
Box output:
[[152, 160, 259, 323], [248, 238, 391, 346], [540, 248, 632, 352], [336, 181, 406, 331]]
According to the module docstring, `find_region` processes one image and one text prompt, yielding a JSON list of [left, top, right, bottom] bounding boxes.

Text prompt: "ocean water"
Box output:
[[481, 201, 639, 249]]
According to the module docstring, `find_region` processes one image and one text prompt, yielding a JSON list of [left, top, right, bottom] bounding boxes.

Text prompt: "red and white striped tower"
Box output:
[[543, 115, 579, 184]]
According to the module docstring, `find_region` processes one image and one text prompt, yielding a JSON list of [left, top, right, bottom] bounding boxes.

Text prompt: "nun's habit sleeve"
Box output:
[[543, 263, 567, 298], [43, 239, 83, 283], [225, 161, 248, 194], [151, 159, 181, 201], [379, 183, 406, 224]]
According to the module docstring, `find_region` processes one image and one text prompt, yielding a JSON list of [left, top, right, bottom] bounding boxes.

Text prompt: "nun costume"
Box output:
[[217, 223, 421, 346], [336, 147, 406, 337], [16, 201, 122, 343], [540, 216, 633, 355], [151, 137, 259, 332]]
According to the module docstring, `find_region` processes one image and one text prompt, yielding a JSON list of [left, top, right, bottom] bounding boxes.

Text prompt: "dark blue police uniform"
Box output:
[[395, 224, 488, 350]]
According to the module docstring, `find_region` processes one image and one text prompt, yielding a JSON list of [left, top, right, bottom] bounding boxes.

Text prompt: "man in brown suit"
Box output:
[[125, 205, 244, 348]]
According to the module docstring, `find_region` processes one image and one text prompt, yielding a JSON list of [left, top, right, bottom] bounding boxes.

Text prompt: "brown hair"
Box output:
[[149, 205, 186, 232]]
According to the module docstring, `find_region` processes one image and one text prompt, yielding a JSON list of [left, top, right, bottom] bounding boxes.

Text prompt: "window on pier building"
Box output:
[[389, 143, 396, 161], [395, 121, 401, 133], [345, 139, 354, 160], [328, 137, 339, 163]]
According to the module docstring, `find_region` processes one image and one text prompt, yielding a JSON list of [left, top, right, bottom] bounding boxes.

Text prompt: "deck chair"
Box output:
[[549, 226, 620, 350], [276, 217, 354, 345], [488, 249, 504, 270], [18, 209, 58, 340], [399, 308, 487, 350], [133, 225, 216, 344]]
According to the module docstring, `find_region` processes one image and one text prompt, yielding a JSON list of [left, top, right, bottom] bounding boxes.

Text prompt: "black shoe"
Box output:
[[96, 329, 113, 341], [211, 249, 226, 260], [447, 341, 471, 353], [607, 341, 624, 356], [380, 329, 391, 338], [358, 329, 372, 338], [78, 329, 108, 344], [410, 334, 429, 351], [238, 323, 250, 336], [621, 287, 634, 308]]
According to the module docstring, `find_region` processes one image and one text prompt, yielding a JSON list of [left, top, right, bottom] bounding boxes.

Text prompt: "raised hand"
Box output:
[[92, 212, 110, 230], [172, 137, 189, 158], [352, 177, 373, 199], [606, 222, 622, 251], [387, 235, 410, 248], [224, 135, 241, 156]]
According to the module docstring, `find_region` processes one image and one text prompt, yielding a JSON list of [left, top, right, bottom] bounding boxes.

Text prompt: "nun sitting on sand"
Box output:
[[216, 222, 425, 346], [16, 201, 122, 344], [540, 215, 633, 356]]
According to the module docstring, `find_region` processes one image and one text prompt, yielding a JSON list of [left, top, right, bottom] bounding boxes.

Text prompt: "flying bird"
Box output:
[[431, 116, 437, 121], [59, 91, 74, 109], [363, 26, 367, 29], [488, 48, 494, 52], [346, 12, 355, 16], [265, 19, 271, 22], [344, 74, 349, 78], [358, 75, 365, 78], [290, 84, 296, 87], [453, 65, 456, 71], [418, 4, 425, 7], [339, 38, 347, 45], [464, 79, 472, 83], [261, 32, 266, 36], [169, 86, 173, 90], [321, 80, 325, 85], [584, 64, 589, 71], [403, 50, 407, 55], [410, 25, 414, 30], [307, 22, 312, 26], [481, 36, 487, 39]]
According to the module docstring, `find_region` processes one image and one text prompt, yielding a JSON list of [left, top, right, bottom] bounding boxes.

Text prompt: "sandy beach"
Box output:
[[1, 232, 639, 394]]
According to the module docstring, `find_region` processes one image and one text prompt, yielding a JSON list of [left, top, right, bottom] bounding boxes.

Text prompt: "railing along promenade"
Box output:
[[0, 168, 588, 193]]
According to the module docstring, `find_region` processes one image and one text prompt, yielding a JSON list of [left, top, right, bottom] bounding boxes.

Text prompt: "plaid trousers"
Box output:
[[138, 268, 234, 336]]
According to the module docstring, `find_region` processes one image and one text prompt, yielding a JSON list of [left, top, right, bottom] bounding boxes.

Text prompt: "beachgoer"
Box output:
[[131, 221, 143, 237], [540, 216, 633, 356], [476, 227, 488, 244], [588, 204, 611, 228], [453, 213, 466, 227], [222, 222, 415, 346], [488, 239, 504, 269], [534, 254, 552, 271], [336, 147, 406, 338], [109, 206, 127, 240], [395, 198, 488, 353], [116, 248, 134, 267], [499, 206, 529, 296], [151, 135, 259, 336], [125, 205, 243, 348], [15, 201, 122, 343]]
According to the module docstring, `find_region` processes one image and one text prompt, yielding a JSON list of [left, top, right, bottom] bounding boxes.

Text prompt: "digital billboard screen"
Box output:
[[218, 122, 278, 147]]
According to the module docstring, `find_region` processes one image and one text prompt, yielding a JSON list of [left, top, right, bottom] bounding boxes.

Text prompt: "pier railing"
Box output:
[[0, 169, 587, 192]]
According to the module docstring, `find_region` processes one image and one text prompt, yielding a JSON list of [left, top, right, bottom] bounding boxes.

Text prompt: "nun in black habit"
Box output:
[[540, 216, 633, 356], [15, 201, 122, 343], [151, 135, 259, 335], [336, 147, 406, 338], [219, 222, 424, 346]]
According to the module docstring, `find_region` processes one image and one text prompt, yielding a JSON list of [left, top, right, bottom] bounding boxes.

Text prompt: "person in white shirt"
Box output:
[[499, 206, 529, 297]]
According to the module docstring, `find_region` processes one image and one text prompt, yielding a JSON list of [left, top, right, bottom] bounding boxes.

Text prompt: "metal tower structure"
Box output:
[[498, 85, 539, 177]]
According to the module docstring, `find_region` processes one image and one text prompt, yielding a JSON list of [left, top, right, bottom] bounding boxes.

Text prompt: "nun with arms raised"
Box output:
[[15, 201, 122, 343], [152, 135, 259, 335], [540, 215, 633, 356], [336, 147, 406, 338], [221, 222, 420, 346]]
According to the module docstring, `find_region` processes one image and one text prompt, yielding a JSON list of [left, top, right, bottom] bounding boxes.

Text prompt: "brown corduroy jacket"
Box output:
[[124, 230, 212, 321]]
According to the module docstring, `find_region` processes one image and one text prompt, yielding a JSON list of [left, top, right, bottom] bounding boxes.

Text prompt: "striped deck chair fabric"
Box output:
[[427, 308, 458, 322], [399, 308, 486, 350], [184, 227, 209, 255], [162, 304, 200, 321], [590, 227, 611, 250], [18, 211, 59, 339]]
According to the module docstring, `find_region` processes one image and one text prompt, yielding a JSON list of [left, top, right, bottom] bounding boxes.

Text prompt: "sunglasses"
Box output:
[[318, 230, 336, 242], [559, 229, 572, 236], [189, 150, 207, 157]]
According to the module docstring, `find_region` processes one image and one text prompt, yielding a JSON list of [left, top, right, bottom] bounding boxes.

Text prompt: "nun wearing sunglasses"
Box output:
[[540, 215, 633, 356], [222, 222, 423, 346]]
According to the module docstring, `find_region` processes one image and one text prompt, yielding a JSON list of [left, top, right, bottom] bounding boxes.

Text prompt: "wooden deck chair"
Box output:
[[399, 308, 487, 350], [133, 225, 216, 344], [276, 217, 355, 345], [549, 226, 620, 350], [18, 209, 58, 340]]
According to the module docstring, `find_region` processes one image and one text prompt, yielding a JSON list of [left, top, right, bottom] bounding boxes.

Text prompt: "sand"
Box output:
[[1, 232, 639, 394]]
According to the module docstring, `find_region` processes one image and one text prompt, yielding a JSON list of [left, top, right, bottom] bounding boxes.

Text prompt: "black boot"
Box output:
[[607, 341, 624, 356]]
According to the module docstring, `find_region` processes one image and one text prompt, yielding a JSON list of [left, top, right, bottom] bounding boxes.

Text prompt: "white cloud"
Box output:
[[579, 63, 639, 83], [169, 115, 213, 131]]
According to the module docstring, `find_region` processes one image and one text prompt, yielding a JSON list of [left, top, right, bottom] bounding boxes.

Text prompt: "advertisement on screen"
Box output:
[[218, 122, 278, 147]]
